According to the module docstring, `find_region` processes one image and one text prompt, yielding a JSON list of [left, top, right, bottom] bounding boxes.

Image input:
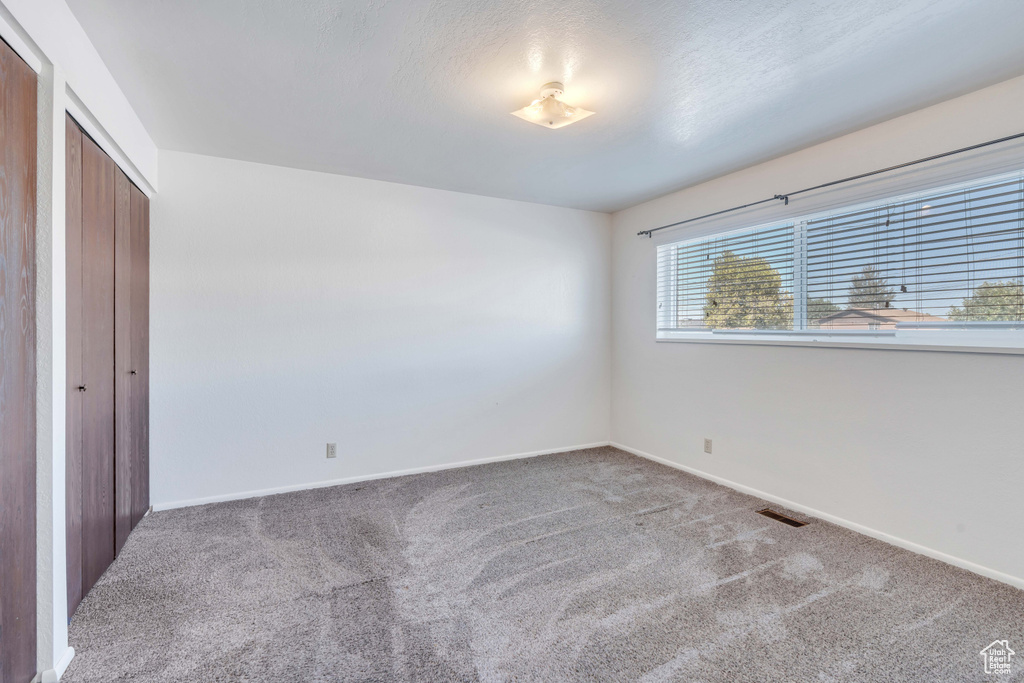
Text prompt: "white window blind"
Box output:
[[657, 170, 1024, 349], [658, 223, 796, 331]]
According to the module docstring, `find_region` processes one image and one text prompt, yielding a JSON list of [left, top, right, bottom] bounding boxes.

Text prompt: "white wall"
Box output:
[[151, 151, 611, 508], [611, 75, 1024, 586]]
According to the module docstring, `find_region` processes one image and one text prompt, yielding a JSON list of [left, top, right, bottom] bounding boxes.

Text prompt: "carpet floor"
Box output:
[[64, 447, 1023, 682]]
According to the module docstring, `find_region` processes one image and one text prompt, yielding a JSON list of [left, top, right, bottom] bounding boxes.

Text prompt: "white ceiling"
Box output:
[[68, 0, 1024, 212]]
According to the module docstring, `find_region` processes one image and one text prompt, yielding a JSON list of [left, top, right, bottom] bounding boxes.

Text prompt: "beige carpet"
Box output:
[[64, 447, 1023, 681]]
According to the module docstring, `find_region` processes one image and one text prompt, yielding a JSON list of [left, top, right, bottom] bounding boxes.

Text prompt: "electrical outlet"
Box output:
[[326, 443, 338, 459], [704, 438, 713, 454]]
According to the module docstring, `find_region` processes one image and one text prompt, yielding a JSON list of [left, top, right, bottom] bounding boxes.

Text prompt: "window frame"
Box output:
[[655, 169, 1024, 355]]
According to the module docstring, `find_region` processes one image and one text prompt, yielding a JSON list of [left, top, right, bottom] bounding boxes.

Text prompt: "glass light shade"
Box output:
[[512, 89, 594, 129]]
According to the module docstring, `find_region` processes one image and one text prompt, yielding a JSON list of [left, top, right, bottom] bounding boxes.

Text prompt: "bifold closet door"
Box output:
[[0, 38, 38, 683], [65, 114, 85, 618], [114, 171, 132, 553], [79, 133, 117, 597], [67, 114, 150, 617], [130, 184, 150, 525]]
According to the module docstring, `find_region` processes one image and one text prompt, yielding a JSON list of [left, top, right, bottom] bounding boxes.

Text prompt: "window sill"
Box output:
[[655, 330, 1024, 355]]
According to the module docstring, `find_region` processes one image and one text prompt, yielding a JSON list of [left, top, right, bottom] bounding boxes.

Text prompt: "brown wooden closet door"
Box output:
[[65, 115, 85, 618], [80, 134, 116, 596], [130, 186, 150, 525], [67, 117, 149, 614], [114, 171, 132, 553], [0, 40, 38, 683]]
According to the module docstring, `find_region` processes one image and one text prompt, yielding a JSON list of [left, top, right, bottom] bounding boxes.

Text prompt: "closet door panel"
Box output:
[[114, 171, 132, 554], [0, 39, 38, 683], [130, 186, 149, 525], [65, 115, 84, 618], [80, 135, 116, 595]]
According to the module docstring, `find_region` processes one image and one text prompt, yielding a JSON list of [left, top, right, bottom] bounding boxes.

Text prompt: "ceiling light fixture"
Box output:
[[511, 82, 594, 129]]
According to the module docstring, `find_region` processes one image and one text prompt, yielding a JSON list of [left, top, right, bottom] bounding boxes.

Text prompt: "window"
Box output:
[[657, 171, 1024, 351]]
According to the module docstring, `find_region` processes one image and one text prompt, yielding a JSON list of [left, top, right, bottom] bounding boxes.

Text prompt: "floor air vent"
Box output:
[[757, 508, 807, 527]]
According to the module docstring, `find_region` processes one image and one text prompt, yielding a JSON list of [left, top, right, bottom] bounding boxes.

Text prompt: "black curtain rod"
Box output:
[[638, 131, 1024, 237]]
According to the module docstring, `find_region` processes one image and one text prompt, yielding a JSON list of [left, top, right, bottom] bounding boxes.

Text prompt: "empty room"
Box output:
[[2, 0, 1024, 681]]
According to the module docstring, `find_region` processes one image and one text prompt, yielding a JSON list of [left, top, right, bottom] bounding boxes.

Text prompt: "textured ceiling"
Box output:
[[68, 0, 1024, 212]]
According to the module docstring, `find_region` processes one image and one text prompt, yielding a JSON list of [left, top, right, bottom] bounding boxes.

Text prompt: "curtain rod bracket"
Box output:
[[774, 194, 789, 205]]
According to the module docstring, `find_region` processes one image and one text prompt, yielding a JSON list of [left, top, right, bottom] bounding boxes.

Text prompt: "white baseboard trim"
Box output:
[[610, 442, 1024, 591], [37, 646, 74, 682], [153, 441, 612, 512]]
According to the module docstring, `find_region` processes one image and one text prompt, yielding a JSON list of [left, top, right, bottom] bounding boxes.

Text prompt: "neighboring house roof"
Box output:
[[814, 307, 948, 327]]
